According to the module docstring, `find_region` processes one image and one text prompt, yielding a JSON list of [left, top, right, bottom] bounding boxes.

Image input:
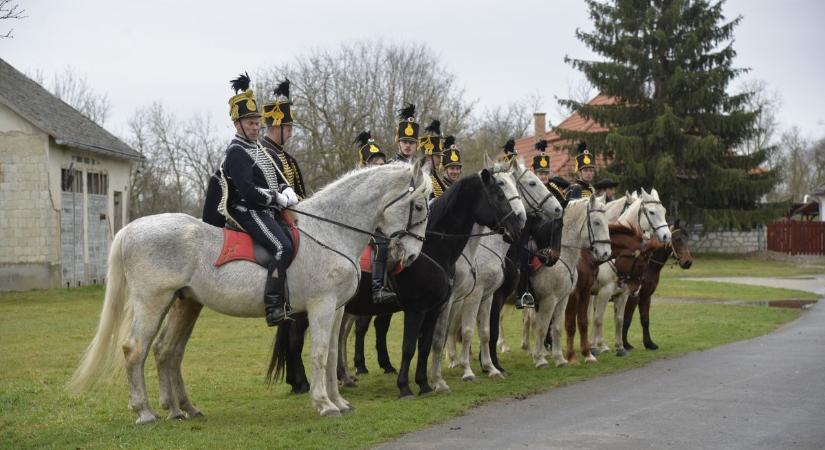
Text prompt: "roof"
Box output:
[[514, 94, 615, 177], [0, 58, 140, 160]]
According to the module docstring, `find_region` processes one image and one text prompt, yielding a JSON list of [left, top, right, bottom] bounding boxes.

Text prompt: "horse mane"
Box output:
[[428, 173, 478, 229], [608, 223, 640, 238]]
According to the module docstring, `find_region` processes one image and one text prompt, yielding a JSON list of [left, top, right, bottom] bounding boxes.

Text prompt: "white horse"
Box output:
[[590, 188, 671, 356], [436, 160, 563, 385], [67, 161, 432, 423], [529, 195, 612, 368]]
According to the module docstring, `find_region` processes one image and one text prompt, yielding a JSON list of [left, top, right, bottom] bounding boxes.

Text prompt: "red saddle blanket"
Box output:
[[215, 213, 299, 267], [529, 256, 544, 274], [359, 246, 404, 275]]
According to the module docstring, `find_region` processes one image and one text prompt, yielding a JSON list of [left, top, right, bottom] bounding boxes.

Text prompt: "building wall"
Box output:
[[0, 102, 62, 290], [0, 102, 134, 291], [688, 226, 768, 254]]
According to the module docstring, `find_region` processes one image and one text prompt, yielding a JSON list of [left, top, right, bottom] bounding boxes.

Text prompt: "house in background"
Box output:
[[0, 58, 141, 291]]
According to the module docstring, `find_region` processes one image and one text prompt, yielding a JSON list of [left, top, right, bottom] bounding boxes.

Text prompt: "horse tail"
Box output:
[[67, 229, 129, 394], [266, 319, 291, 385]]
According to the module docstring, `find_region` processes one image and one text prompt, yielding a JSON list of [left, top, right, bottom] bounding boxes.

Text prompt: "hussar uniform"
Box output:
[[260, 79, 307, 200], [565, 142, 596, 200], [419, 119, 448, 199], [501, 137, 517, 163]]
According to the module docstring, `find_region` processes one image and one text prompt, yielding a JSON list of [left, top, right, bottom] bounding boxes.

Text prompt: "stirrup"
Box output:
[[515, 292, 535, 310], [265, 304, 293, 327]]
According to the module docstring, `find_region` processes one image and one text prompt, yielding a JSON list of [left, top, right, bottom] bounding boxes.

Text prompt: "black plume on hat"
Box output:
[[424, 119, 441, 135], [398, 103, 416, 120], [230, 72, 251, 93], [444, 135, 456, 149], [503, 138, 516, 153], [354, 130, 372, 146], [535, 139, 548, 152], [274, 78, 291, 99], [577, 141, 588, 153]]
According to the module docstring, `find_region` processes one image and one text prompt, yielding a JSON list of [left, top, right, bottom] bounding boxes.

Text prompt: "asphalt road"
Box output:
[[377, 276, 825, 450]]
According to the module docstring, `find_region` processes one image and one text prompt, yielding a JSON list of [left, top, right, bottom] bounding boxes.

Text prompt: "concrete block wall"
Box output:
[[688, 226, 767, 254]]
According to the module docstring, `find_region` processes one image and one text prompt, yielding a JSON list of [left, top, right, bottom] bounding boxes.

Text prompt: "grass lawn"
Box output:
[[658, 252, 825, 279], [0, 285, 803, 450], [655, 279, 820, 302]]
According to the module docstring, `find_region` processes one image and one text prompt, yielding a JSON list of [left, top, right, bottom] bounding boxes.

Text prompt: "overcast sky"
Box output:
[[2, 0, 824, 141]]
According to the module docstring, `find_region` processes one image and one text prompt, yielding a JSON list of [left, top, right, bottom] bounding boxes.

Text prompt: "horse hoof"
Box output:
[[419, 388, 435, 397], [355, 368, 369, 375], [187, 409, 204, 419], [616, 349, 627, 357], [434, 382, 452, 394], [645, 342, 659, 350], [555, 361, 568, 368], [384, 368, 397, 375], [447, 361, 458, 369], [167, 411, 186, 421], [590, 347, 600, 356], [500, 344, 511, 353], [320, 408, 341, 417], [462, 375, 476, 382], [135, 412, 159, 425], [585, 356, 598, 364], [342, 380, 358, 388], [489, 371, 505, 380], [399, 393, 415, 400], [624, 343, 635, 351], [535, 362, 549, 369]]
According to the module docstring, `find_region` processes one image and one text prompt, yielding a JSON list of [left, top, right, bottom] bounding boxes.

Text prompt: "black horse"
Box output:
[[268, 169, 524, 398]]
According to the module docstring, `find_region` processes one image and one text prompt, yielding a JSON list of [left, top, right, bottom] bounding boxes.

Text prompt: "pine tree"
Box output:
[[560, 0, 782, 229]]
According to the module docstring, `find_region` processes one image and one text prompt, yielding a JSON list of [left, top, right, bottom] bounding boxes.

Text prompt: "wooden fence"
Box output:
[[767, 220, 825, 255]]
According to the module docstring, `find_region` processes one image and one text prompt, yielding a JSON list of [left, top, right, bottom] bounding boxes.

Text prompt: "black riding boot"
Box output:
[[264, 266, 292, 326], [514, 238, 535, 309], [371, 241, 397, 304]]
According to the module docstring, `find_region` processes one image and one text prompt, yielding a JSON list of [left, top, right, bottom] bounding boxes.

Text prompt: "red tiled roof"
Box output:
[[514, 94, 615, 178]]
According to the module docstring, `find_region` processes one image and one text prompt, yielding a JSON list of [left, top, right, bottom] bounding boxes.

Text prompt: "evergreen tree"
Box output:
[[560, 0, 781, 229]]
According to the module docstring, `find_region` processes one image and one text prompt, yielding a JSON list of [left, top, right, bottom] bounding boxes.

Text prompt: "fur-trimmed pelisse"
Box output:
[[228, 72, 260, 121]]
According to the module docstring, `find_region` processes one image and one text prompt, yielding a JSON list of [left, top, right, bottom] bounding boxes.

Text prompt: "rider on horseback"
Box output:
[[500, 138, 535, 309], [261, 79, 307, 200], [219, 73, 299, 327], [441, 135, 462, 188], [594, 178, 618, 202], [419, 120, 448, 199], [355, 130, 396, 304], [392, 103, 419, 164], [565, 142, 597, 200]]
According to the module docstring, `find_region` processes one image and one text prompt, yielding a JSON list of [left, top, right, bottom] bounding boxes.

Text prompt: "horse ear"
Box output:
[[650, 187, 659, 200], [640, 187, 648, 196], [483, 153, 493, 170], [480, 168, 492, 185]]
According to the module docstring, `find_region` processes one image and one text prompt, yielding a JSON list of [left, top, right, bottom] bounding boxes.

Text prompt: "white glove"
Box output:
[[274, 191, 290, 208], [282, 186, 299, 206]]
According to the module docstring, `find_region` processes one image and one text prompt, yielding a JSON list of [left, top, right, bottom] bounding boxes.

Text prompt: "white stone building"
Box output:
[[0, 58, 140, 291]]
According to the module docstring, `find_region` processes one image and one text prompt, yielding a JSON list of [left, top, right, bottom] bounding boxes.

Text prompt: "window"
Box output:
[[61, 168, 83, 192], [87, 172, 109, 195]]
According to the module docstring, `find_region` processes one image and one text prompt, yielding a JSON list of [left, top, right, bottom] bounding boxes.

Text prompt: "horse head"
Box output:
[[586, 194, 612, 262], [378, 158, 432, 267], [670, 219, 693, 269], [510, 158, 563, 221]]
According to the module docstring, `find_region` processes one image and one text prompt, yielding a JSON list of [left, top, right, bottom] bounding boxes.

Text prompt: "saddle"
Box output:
[[214, 212, 300, 268], [358, 246, 405, 275]]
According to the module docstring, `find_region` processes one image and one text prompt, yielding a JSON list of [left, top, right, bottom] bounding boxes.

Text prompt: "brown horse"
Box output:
[[564, 224, 658, 363], [622, 221, 694, 350]]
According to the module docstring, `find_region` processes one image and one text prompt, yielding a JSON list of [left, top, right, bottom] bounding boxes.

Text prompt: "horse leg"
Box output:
[[306, 299, 340, 417], [353, 315, 371, 375], [521, 308, 534, 352], [458, 291, 482, 382], [579, 293, 596, 363], [488, 297, 507, 374], [124, 289, 176, 425], [564, 292, 578, 363], [428, 302, 452, 394], [497, 316, 510, 354], [613, 292, 630, 357], [374, 314, 396, 374], [337, 313, 357, 388], [550, 295, 570, 367], [153, 296, 203, 420], [477, 293, 502, 378], [397, 309, 426, 399], [591, 291, 610, 354], [639, 292, 658, 350], [445, 299, 463, 369], [326, 307, 352, 413], [623, 294, 640, 350], [414, 307, 440, 395], [532, 297, 555, 368], [288, 316, 311, 394]]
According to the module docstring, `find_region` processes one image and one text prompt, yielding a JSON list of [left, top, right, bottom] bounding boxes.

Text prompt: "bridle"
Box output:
[[637, 199, 669, 236], [382, 174, 429, 243], [513, 168, 558, 219], [561, 200, 611, 253]]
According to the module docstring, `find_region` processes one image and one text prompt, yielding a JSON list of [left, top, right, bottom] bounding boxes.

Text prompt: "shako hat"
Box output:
[[418, 119, 443, 156], [532, 139, 551, 172], [228, 72, 260, 121], [502, 137, 517, 162], [441, 135, 462, 168], [262, 79, 294, 127], [355, 130, 385, 165], [396, 103, 419, 142], [575, 141, 596, 172]]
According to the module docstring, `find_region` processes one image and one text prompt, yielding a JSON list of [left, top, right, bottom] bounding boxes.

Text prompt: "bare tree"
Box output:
[[737, 79, 782, 160], [553, 78, 597, 123], [256, 41, 473, 189], [0, 0, 25, 39], [32, 67, 112, 125], [461, 96, 542, 172]]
